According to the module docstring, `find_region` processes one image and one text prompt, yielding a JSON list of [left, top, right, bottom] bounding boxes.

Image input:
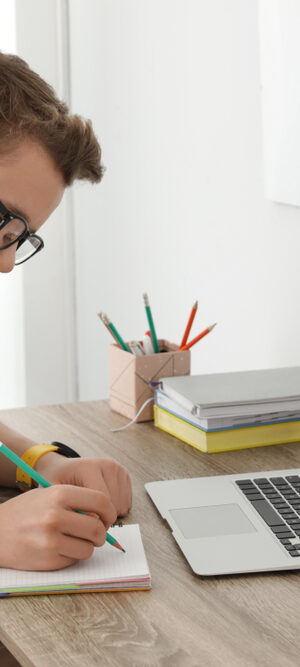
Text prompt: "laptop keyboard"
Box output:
[[235, 475, 300, 557]]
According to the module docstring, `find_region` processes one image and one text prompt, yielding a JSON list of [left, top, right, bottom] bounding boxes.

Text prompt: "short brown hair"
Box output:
[[0, 52, 103, 186]]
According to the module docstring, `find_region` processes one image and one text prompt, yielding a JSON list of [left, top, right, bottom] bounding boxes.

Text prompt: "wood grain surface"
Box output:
[[0, 400, 300, 666]]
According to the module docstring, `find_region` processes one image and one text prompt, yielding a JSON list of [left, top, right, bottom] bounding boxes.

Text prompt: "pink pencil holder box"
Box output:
[[109, 340, 191, 422]]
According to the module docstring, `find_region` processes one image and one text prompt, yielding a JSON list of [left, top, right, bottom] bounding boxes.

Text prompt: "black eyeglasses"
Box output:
[[0, 200, 44, 265]]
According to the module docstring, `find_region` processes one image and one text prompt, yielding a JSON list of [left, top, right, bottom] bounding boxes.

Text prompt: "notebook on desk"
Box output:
[[0, 525, 151, 597], [160, 367, 300, 418]]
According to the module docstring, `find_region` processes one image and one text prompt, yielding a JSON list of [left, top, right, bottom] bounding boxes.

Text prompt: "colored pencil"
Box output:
[[101, 313, 130, 353], [179, 300, 198, 349], [142, 293, 160, 353], [98, 312, 121, 348], [180, 323, 217, 351], [0, 442, 125, 553]]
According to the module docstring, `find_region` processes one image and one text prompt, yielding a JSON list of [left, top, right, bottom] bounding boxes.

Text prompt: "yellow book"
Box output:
[[154, 406, 300, 453]]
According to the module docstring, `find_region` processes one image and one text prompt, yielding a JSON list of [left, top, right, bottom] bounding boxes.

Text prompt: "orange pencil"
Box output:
[[179, 300, 198, 349], [180, 323, 217, 351]]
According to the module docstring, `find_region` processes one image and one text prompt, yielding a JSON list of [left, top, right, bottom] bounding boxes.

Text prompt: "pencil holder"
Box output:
[[109, 340, 191, 422]]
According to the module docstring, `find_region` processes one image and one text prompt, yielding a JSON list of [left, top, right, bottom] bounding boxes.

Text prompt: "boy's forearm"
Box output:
[[0, 422, 38, 487]]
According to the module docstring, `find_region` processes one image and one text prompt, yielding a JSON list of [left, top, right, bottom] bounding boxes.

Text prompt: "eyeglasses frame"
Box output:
[[0, 200, 44, 264]]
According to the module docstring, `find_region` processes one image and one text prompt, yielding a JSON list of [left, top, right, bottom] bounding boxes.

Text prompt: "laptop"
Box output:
[[145, 468, 300, 576]]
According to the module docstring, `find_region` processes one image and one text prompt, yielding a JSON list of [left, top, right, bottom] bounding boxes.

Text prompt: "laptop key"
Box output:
[[271, 526, 293, 534], [285, 520, 300, 528], [243, 490, 264, 496], [279, 538, 292, 544], [271, 483, 290, 490], [289, 552, 300, 557], [235, 479, 256, 490], [249, 499, 285, 527], [285, 476, 300, 483], [284, 544, 298, 551]]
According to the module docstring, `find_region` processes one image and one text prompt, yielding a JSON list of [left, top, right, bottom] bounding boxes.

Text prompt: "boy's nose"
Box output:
[[0, 245, 17, 273]]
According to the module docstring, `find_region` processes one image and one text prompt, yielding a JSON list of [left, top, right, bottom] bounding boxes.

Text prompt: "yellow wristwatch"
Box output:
[[16, 441, 80, 491]]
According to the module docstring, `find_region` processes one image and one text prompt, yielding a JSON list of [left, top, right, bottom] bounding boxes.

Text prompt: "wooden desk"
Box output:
[[1, 401, 300, 667]]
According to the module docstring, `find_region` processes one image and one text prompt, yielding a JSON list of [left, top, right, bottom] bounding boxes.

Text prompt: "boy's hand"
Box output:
[[35, 454, 132, 517], [0, 484, 117, 571]]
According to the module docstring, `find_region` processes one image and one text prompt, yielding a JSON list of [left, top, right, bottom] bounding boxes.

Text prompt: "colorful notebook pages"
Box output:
[[0, 525, 151, 597]]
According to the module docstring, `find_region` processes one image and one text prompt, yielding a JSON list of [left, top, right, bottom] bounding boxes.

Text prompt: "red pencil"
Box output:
[[180, 323, 217, 351], [179, 300, 198, 349]]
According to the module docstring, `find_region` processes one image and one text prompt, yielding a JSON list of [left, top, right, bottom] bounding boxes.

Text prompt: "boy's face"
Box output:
[[0, 138, 65, 272]]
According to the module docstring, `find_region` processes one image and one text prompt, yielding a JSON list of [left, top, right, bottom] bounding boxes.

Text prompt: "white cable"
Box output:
[[111, 397, 154, 432]]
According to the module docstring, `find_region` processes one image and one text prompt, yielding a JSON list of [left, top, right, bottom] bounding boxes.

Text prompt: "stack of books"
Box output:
[[154, 367, 300, 453]]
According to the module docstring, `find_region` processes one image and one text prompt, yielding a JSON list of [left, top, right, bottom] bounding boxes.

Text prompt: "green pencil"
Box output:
[[0, 442, 125, 553], [142, 293, 160, 353], [102, 313, 131, 353]]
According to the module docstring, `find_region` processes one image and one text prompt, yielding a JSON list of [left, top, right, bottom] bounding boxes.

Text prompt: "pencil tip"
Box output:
[[193, 300, 198, 309], [210, 322, 217, 330], [122, 548, 126, 553]]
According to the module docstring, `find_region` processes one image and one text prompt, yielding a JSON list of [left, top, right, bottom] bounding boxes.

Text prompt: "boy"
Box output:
[[0, 52, 132, 571]]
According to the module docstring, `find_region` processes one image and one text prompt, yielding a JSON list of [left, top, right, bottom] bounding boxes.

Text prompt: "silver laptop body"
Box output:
[[145, 468, 300, 576]]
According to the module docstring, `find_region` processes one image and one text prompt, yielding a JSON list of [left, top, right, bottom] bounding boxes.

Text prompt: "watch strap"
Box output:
[[16, 443, 59, 491], [50, 442, 81, 458]]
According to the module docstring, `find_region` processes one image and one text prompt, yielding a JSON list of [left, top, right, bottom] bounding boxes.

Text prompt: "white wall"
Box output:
[[68, 0, 300, 402], [2, 0, 299, 409], [15, 0, 77, 406], [0, 0, 26, 409], [68, 0, 300, 403]]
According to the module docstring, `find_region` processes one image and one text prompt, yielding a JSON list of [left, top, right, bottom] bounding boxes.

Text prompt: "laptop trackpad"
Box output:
[[169, 504, 257, 538]]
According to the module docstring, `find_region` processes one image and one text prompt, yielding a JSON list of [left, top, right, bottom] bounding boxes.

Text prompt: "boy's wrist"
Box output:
[[34, 451, 64, 477], [34, 443, 80, 483]]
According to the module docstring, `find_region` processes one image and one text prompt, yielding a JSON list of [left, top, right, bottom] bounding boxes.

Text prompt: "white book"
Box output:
[[0, 525, 151, 597], [160, 367, 300, 418], [154, 390, 300, 431]]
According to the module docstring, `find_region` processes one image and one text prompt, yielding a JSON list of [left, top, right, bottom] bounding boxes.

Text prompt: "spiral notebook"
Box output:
[[0, 524, 151, 597]]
